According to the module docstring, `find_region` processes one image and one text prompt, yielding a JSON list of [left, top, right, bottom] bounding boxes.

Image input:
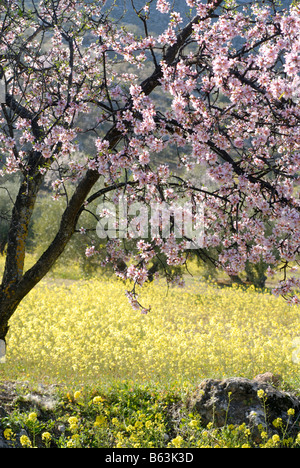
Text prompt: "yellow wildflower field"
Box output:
[[1, 277, 300, 387]]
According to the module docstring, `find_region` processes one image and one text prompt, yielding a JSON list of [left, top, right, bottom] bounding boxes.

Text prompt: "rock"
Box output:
[[0, 406, 7, 418], [0, 381, 60, 448], [0, 381, 18, 412], [0, 380, 59, 416], [0, 436, 10, 449], [19, 389, 58, 413], [187, 377, 300, 435]]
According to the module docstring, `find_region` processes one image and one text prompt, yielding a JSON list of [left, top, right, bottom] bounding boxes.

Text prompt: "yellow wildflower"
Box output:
[[92, 395, 105, 404], [66, 438, 76, 448], [42, 432, 52, 442], [68, 416, 79, 434], [134, 420, 143, 430], [68, 416, 77, 424], [170, 435, 184, 448], [188, 419, 199, 429], [3, 428, 14, 440], [94, 415, 107, 427], [20, 435, 32, 448], [27, 412, 37, 423], [74, 391, 82, 400], [42, 431, 52, 447], [273, 418, 283, 428], [66, 434, 81, 448]]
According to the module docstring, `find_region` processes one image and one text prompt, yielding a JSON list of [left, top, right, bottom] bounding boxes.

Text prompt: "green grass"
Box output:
[[1, 380, 300, 448]]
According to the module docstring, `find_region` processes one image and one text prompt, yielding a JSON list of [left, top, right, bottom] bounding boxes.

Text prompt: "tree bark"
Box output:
[[0, 169, 44, 340]]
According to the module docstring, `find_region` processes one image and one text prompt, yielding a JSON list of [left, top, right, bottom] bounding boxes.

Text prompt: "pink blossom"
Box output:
[[85, 246, 98, 257], [156, 0, 170, 14], [125, 290, 140, 311], [139, 150, 150, 166], [284, 50, 300, 76], [95, 139, 110, 153], [42, 147, 52, 159]]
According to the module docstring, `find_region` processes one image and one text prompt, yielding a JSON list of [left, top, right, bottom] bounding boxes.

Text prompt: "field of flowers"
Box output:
[[1, 275, 300, 388], [1, 267, 300, 448]]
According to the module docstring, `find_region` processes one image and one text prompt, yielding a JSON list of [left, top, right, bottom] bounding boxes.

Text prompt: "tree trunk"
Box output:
[[0, 166, 44, 341], [0, 298, 19, 342], [0, 168, 99, 342], [0, 296, 19, 362]]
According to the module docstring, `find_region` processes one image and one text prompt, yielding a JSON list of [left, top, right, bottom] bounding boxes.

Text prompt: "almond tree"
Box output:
[[0, 0, 299, 350]]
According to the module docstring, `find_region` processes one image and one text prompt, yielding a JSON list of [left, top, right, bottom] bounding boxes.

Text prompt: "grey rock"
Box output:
[[20, 391, 58, 413], [187, 377, 300, 434], [0, 436, 10, 449]]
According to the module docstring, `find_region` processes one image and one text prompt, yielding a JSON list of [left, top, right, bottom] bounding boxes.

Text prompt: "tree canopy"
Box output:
[[0, 0, 299, 342]]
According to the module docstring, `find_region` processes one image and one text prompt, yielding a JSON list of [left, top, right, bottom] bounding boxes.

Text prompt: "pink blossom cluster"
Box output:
[[137, 240, 156, 263], [156, 0, 171, 14], [125, 290, 150, 314], [85, 246, 98, 258], [126, 264, 149, 286], [161, 234, 186, 266], [107, 2, 299, 304]]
